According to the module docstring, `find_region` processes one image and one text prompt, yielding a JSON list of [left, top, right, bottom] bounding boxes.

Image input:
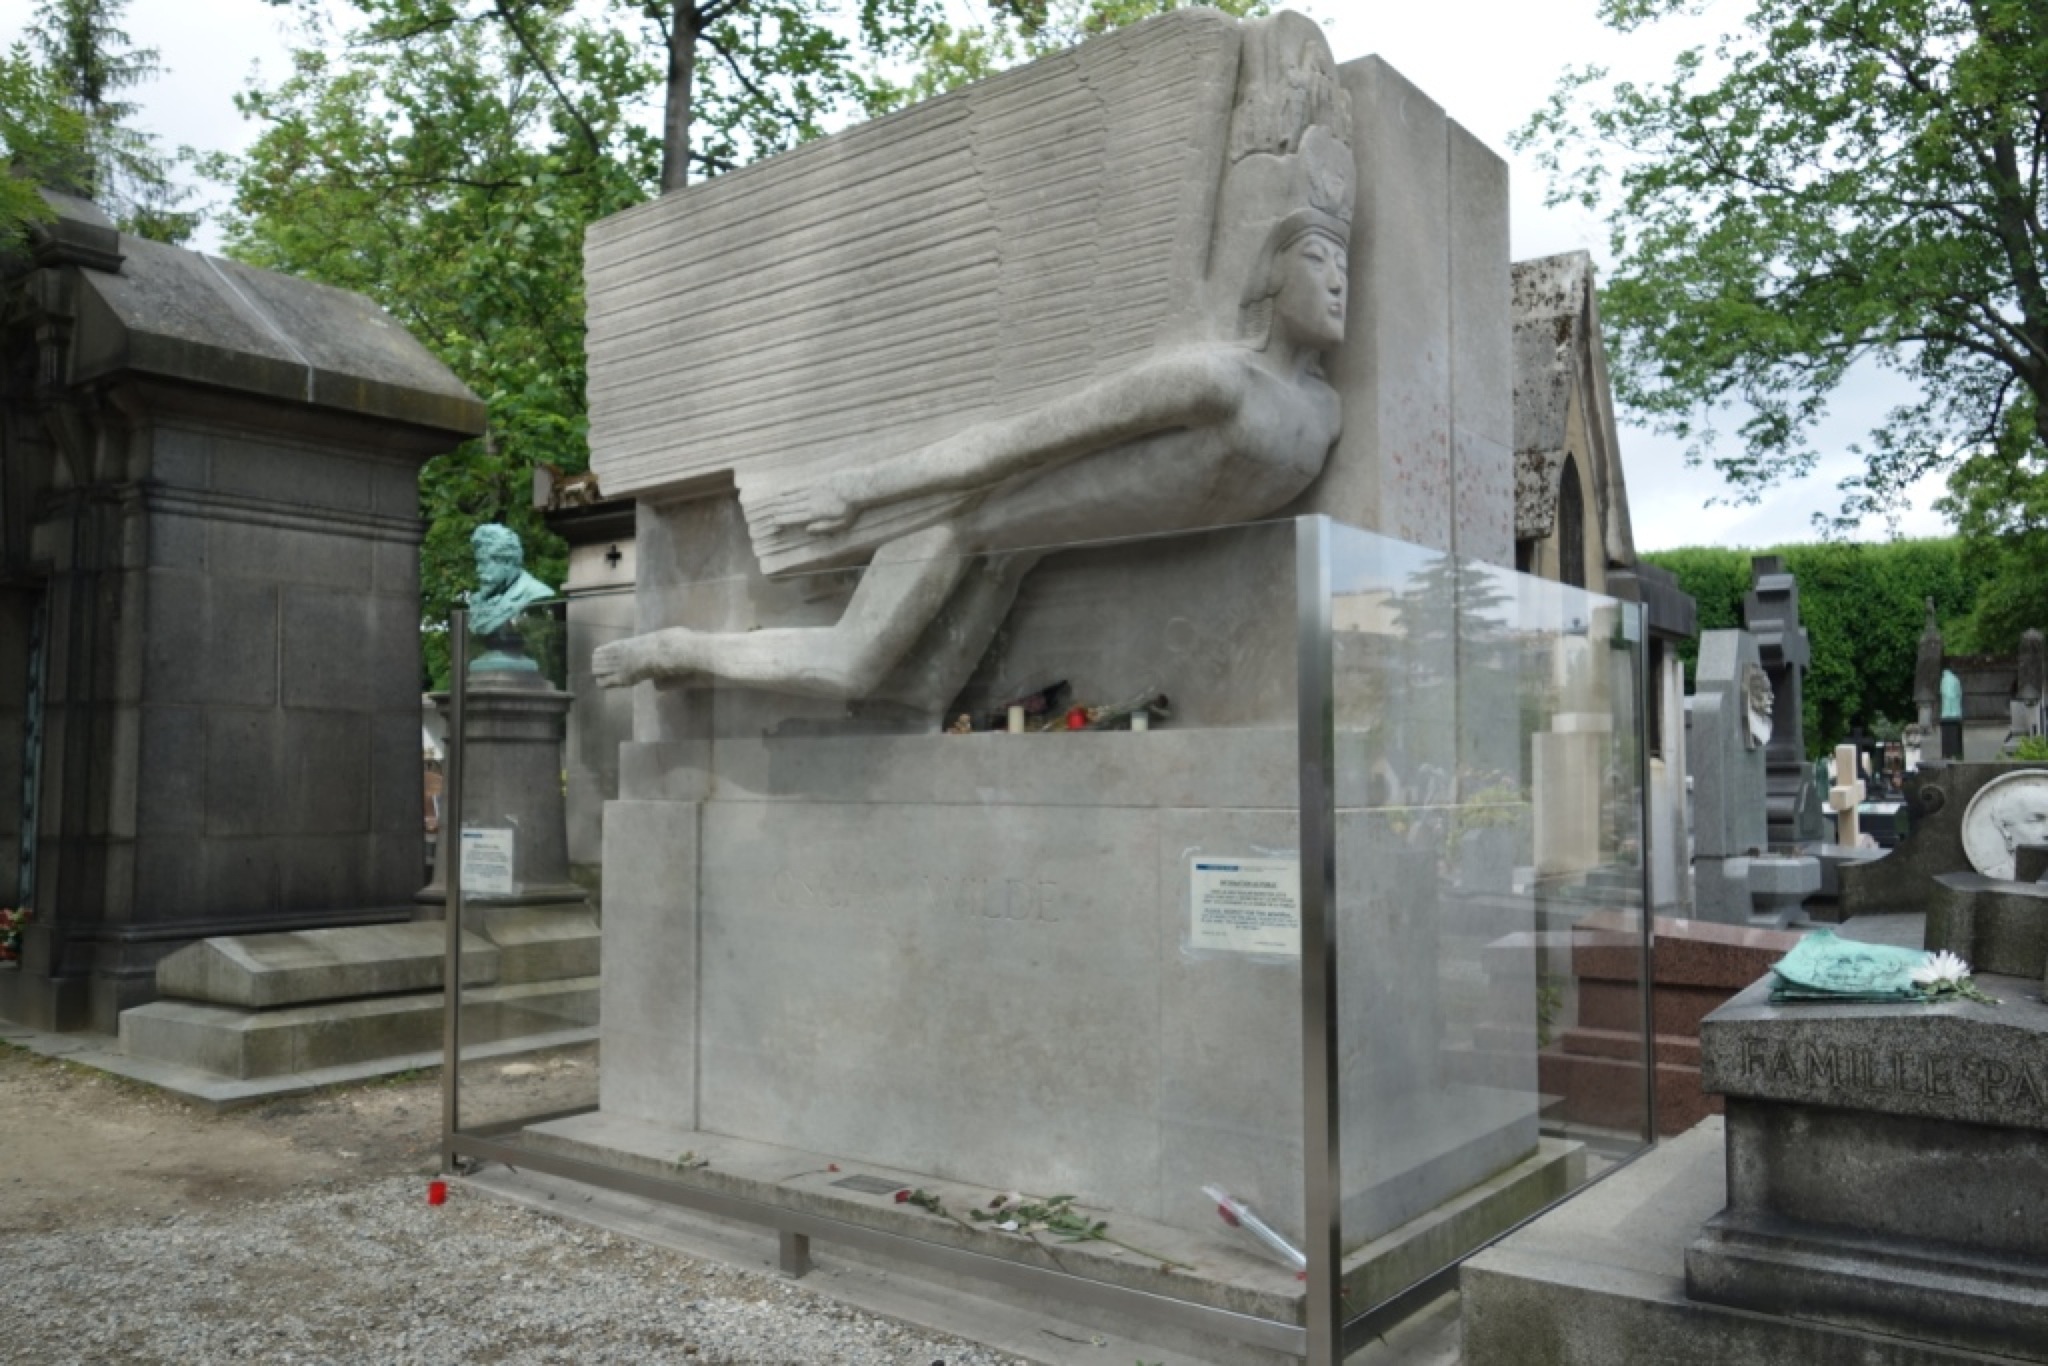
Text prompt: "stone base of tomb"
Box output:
[[1467, 974, 2048, 1364], [599, 726, 1563, 1251], [1682, 973, 2048, 1362], [523, 1107, 1582, 1333], [116, 906, 599, 1094], [1461, 1119, 2005, 1366]]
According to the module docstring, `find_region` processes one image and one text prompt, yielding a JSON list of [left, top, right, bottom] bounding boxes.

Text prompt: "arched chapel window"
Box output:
[[1558, 455, 1586, 591]]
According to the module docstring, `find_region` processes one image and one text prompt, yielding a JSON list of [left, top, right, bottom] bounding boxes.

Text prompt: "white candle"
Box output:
[[1130, 711, 1149, 732], [1007, 705, 1025, 734]]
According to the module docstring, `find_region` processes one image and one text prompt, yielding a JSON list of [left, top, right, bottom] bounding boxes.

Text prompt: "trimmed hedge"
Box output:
[[1643, 539, 2003, 757]]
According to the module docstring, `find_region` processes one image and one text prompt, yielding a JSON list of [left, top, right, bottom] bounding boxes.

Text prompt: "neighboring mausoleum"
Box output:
[[0, 192, 486, 1033]]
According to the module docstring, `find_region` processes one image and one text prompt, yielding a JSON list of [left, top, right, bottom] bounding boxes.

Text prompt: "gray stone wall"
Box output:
[[132, 404, 431, 926]]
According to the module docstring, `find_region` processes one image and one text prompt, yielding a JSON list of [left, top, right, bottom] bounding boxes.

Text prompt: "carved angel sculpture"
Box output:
[[591, 13, 1355, 705]]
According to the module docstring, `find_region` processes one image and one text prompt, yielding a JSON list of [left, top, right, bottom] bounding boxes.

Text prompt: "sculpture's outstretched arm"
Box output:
[[744, 347, 1246, 540]]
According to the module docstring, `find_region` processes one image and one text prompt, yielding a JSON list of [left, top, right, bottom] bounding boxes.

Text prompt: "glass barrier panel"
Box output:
[[446, 597, 601, 1133], [450, 518, 1313, 1341], [1327, 523, 1652, 1333]]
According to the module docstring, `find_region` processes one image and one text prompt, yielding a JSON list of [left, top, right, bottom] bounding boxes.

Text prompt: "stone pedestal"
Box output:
[[421, 675, 585, 907], [1686, 976, 2048, 1362], [598, 728, 1545, 1251]]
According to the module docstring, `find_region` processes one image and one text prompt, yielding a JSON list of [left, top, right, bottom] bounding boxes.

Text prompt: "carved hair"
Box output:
[[472, 522, 525, 573]]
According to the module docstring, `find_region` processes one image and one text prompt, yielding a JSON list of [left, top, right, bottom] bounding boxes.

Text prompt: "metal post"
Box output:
[[441, 608, 469, 1169], [1631, 603, 1658, 1145], [1296, 517, 1341, 1365]]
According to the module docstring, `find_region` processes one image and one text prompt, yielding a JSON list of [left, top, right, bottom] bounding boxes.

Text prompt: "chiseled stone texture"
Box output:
[[1688, 977, 2048, 1360], [1447, 124, 1514, 568], [1284, 56, 1517, 569], [598, 14, 1516, 730], [595, 800, 700, 1129], [586, 12, 1244, 504]]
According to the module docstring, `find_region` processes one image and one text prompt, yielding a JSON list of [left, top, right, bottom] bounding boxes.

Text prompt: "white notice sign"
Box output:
[[460, 827, 517, 897], [1189, 857, 1301, 956]]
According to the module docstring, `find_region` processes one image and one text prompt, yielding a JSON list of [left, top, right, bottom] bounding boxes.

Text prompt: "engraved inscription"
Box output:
[[1736, 1038, 2047, 1111], [948, 875, 1063, 926]]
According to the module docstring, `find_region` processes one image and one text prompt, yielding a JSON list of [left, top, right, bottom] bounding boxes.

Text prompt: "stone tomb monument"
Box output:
[[533, 9, 1590, 1317], [120, 527, 603, 1090], [1743, 556, 1822, 845], [1690, 629, 1819, 924], [1839, 759, 2048, 947], [1463, 939, 2048, 1364], [0, 192, 481, 1035]]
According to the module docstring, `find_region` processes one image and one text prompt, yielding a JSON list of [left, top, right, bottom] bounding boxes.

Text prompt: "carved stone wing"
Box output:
[[585, 10, 1245, 574]]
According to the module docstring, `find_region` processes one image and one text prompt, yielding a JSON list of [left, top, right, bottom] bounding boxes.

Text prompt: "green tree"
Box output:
[[23, 0, 194, 241], [0, 43, 89, 251], [210, 4, 664, 683], [898, 0, 1267, 104], [1519, 0, 2048, 530], [1646, 538, 1998, 753]]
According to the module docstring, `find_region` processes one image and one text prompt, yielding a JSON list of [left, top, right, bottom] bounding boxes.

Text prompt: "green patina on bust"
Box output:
[[468, 523, 557, 671], [1941, 668, 1964, 721]]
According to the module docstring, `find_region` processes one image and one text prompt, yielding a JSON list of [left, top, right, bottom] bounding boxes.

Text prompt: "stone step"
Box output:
[[466, 905, 600, 983], [120, 978, 598, 1079], [156, 922, 500, 1008]]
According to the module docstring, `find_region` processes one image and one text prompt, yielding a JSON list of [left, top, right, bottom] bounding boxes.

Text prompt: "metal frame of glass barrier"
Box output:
[[439, 516, 1656, 1364]]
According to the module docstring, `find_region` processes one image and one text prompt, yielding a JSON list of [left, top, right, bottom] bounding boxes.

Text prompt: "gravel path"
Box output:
[[0, 1047, 1031, 1366], [0, 1172, 1034, 1366]]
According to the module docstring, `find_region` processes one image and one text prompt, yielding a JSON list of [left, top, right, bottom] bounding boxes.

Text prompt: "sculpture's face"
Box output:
[[1995, 787, 2048, 853], [472, 528, 524, 591], [1272, 229, 1348, 350]]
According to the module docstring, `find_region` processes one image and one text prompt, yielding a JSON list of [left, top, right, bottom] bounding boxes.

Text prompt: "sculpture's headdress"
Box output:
[[1207, 13, 1355, 337]]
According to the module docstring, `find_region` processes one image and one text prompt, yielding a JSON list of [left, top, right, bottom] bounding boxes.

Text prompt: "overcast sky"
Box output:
[[0, 0, 1956, 552]]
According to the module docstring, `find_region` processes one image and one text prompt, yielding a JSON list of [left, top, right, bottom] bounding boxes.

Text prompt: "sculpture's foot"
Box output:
[[591, 634, 693, 689]]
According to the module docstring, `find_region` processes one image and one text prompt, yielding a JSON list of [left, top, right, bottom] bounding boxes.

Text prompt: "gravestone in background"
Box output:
[[1691, 628, 1818, 925], [1743, 556, 1821, 845]]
